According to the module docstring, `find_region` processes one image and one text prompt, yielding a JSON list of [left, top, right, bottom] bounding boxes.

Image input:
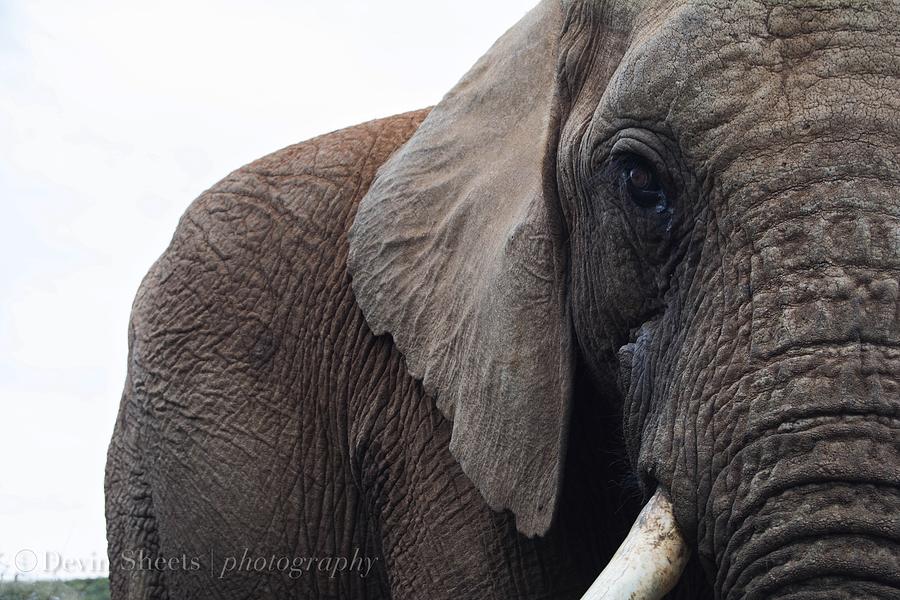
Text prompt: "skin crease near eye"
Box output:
[[594, 151, 675, 242]]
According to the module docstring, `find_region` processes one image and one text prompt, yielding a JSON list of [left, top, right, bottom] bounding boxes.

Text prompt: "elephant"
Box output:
[[105, 0, 900, 599]]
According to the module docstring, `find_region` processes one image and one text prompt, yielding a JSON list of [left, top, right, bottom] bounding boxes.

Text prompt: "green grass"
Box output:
[[0, 578, 109, 600]]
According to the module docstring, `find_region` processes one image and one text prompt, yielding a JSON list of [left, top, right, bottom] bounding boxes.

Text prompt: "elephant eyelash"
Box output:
[[591, 154, 673, 214]]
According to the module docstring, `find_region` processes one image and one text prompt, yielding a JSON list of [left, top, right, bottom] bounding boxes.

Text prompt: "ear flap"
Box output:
[[348, 0, 569, 537]]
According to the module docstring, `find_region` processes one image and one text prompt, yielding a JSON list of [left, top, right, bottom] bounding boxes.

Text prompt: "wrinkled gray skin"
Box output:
[[106, 1, 900, 599]]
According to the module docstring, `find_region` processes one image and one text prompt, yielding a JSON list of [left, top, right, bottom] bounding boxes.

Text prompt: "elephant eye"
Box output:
[[619, 156, 669, 211]]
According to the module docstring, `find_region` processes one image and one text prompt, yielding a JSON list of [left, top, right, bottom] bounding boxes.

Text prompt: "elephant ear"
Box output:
[[348, 0, 569, 537]]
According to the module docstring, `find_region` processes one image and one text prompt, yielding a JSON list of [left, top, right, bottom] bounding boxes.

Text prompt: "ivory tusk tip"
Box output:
[[580, 488, 690, 600]]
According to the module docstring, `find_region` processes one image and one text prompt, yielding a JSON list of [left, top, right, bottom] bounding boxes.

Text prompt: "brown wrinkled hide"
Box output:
[[105, 112, 634, 600]]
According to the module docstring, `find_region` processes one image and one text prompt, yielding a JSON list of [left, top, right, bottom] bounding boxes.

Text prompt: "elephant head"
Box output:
[[348, 1, 900, 598]]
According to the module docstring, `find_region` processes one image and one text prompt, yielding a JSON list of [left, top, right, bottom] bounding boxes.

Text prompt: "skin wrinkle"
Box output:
[[721, 427, 900, 539], [721, 484, 900, 585]]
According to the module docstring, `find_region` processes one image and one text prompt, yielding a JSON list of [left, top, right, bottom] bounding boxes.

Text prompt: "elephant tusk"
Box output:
[[580, 488, 690, 600]]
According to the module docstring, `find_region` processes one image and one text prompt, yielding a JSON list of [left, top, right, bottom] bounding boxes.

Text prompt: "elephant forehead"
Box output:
[[599, 0, 900, 173]]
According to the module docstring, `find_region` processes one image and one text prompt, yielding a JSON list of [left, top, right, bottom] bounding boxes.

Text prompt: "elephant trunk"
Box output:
[[733, 194, 900, 595], [580, 489, 690, 600], [714, 409, 900, 599], [689, 174, 900, 599]]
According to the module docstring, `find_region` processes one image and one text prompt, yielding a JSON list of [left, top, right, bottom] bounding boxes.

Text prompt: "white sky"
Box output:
[[0, 0, 535, 580]]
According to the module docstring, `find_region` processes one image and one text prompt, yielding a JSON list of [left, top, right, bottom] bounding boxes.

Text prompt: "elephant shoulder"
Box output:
[[217, 107, 431, 235], [129, 109, 428, 371]]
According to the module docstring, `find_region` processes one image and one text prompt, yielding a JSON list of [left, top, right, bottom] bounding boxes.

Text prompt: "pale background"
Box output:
[[0, 0, 535, 579]]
